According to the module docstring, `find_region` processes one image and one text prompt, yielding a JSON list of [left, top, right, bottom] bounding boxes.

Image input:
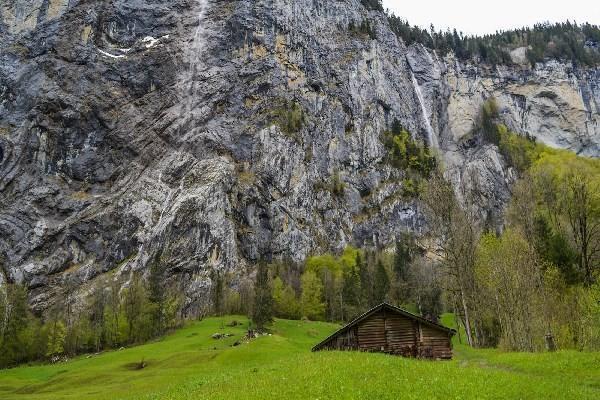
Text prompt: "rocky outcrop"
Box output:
[[0, 0, 598, 312]]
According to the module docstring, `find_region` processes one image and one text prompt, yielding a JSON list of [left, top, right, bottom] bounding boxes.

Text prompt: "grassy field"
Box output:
[[0, 316, 599, 400]]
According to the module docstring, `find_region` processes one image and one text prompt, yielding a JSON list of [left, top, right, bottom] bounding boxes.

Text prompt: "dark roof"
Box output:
[[312, 302, 456, 351]]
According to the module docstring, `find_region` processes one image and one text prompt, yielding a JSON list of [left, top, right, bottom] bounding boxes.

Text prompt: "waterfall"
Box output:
[[183, 0, 210, 115], [410, 70, 439, 149]]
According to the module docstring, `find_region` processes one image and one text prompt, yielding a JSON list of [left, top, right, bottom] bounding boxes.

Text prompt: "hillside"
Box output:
[[0, 317, 598, 400]]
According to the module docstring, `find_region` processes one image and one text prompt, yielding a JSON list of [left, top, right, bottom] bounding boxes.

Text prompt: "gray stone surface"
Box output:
[[0, 0, 598, 312]]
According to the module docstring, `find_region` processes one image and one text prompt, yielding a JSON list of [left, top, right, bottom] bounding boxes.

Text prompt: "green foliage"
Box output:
[[349, 19, 377, 40], [470, 139, 600, 351], [373, 261, 390, 304], [341, 265, 362, 320], [314, 171, 346, 198], [330, 170, 345, 197], [252, 262, 274, 331], [305, 247, 359, 277], [272, 277, 300, 320], [382, 120, 437, 179], [387, 17, 600, 67], [43, 320, 66, 358], [300, 271, 325, 320], [475, 99, 542, 172], [273, 100, 305, 138]]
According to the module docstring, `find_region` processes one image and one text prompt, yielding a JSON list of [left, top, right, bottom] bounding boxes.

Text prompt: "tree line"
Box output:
[[0, 262, 183, 368], [212, 244, 443, 333], [387, 16, 600, 66], [356, 0, 600, 66]]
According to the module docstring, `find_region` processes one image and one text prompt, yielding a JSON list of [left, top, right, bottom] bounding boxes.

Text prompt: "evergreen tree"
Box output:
[[342, 265, 361, 320], [373, 260, 390, 304], [0, 284, 33, 367], [147, 258, 167, 335], [210, 269, 225, 316], [393, 235, 412, 282], [252, 262, 274, 331], [357, 252, 373, 307]]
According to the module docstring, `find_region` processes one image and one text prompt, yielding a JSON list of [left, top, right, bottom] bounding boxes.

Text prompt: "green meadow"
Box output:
[[0, 316, 598, 400]]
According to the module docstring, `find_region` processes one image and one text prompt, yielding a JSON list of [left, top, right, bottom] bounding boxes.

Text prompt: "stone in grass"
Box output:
[[211, 333, 233, 339]]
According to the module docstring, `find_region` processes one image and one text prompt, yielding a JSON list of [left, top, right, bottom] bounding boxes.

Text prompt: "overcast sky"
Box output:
[[382, 0, 600, 35]]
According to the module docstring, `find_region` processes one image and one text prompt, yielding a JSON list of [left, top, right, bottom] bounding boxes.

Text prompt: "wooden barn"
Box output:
[[312, 303, 456, 360]]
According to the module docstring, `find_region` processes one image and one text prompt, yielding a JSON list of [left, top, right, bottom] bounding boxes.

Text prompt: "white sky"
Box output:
[[382, 0, 600, 35]]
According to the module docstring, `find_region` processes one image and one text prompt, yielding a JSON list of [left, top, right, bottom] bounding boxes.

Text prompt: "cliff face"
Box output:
[[0, 0, 598, 311]]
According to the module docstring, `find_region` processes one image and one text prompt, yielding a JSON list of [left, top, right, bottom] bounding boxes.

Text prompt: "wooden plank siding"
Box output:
[[313, 303, 455, 360]]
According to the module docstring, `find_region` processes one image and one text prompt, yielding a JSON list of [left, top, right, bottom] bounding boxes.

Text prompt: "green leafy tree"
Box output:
[[252, 262, 274, 331], [273, 277, 300, 319], [44, 320, 66, 358], [300, 271, 325, 320]]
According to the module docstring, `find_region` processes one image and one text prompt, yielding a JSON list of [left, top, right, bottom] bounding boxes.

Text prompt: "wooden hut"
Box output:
[[312, 303, 456, 360]]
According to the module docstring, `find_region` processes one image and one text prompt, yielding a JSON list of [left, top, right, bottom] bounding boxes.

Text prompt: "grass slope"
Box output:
[[0, 316, 599, 400]]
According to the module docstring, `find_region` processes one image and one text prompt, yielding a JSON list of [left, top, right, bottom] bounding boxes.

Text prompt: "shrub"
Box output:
[[382, 120, 437, 178]]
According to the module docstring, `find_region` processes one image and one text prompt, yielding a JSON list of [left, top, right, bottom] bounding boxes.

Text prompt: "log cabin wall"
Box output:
[[313, 305, 454, 360]]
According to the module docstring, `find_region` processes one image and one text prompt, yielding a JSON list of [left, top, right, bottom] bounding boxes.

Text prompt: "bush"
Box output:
[[273, 100, 305, 137], [382, 120, 437, 178]]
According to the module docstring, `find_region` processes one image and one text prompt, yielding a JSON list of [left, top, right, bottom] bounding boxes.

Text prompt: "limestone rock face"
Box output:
[[0, 0, 598, 311]]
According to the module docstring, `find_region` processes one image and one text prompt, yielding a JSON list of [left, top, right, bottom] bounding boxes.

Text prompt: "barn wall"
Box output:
[[386, 313, 418, 356], [419, 324, 453, 359], [316, 307, 453, 360]]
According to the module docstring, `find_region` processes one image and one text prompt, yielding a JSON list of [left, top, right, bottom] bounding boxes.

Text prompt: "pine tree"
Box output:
[[373, 260, 390, 304], [252, 262, 273, 331], [147, 259, 167, 335], [358, 251, 373, 307], [342, 265, 361, 320], [210, 269, 225, 316]]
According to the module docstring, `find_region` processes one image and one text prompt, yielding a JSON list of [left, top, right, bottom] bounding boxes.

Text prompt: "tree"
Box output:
[[0, 284, 33, 367], [89, 281, 107, 352], [561, 173, 600, 286], [476, 230, 545, 351], [357, 252, 373, 308], [44, 319, 66, 358], [147, 258, 167, 335], [252, 262, 273, 331], [300, 271, 325, 320], [423, 173, 480, 347], [273, 277, 300, 319], [122, 276, 149, 343], [341, 266, 361, 321], [373, 260, 390, 304], [392, 235, 413, 304], [210, 269, 225, 316], [393, 235, 412, 281]]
